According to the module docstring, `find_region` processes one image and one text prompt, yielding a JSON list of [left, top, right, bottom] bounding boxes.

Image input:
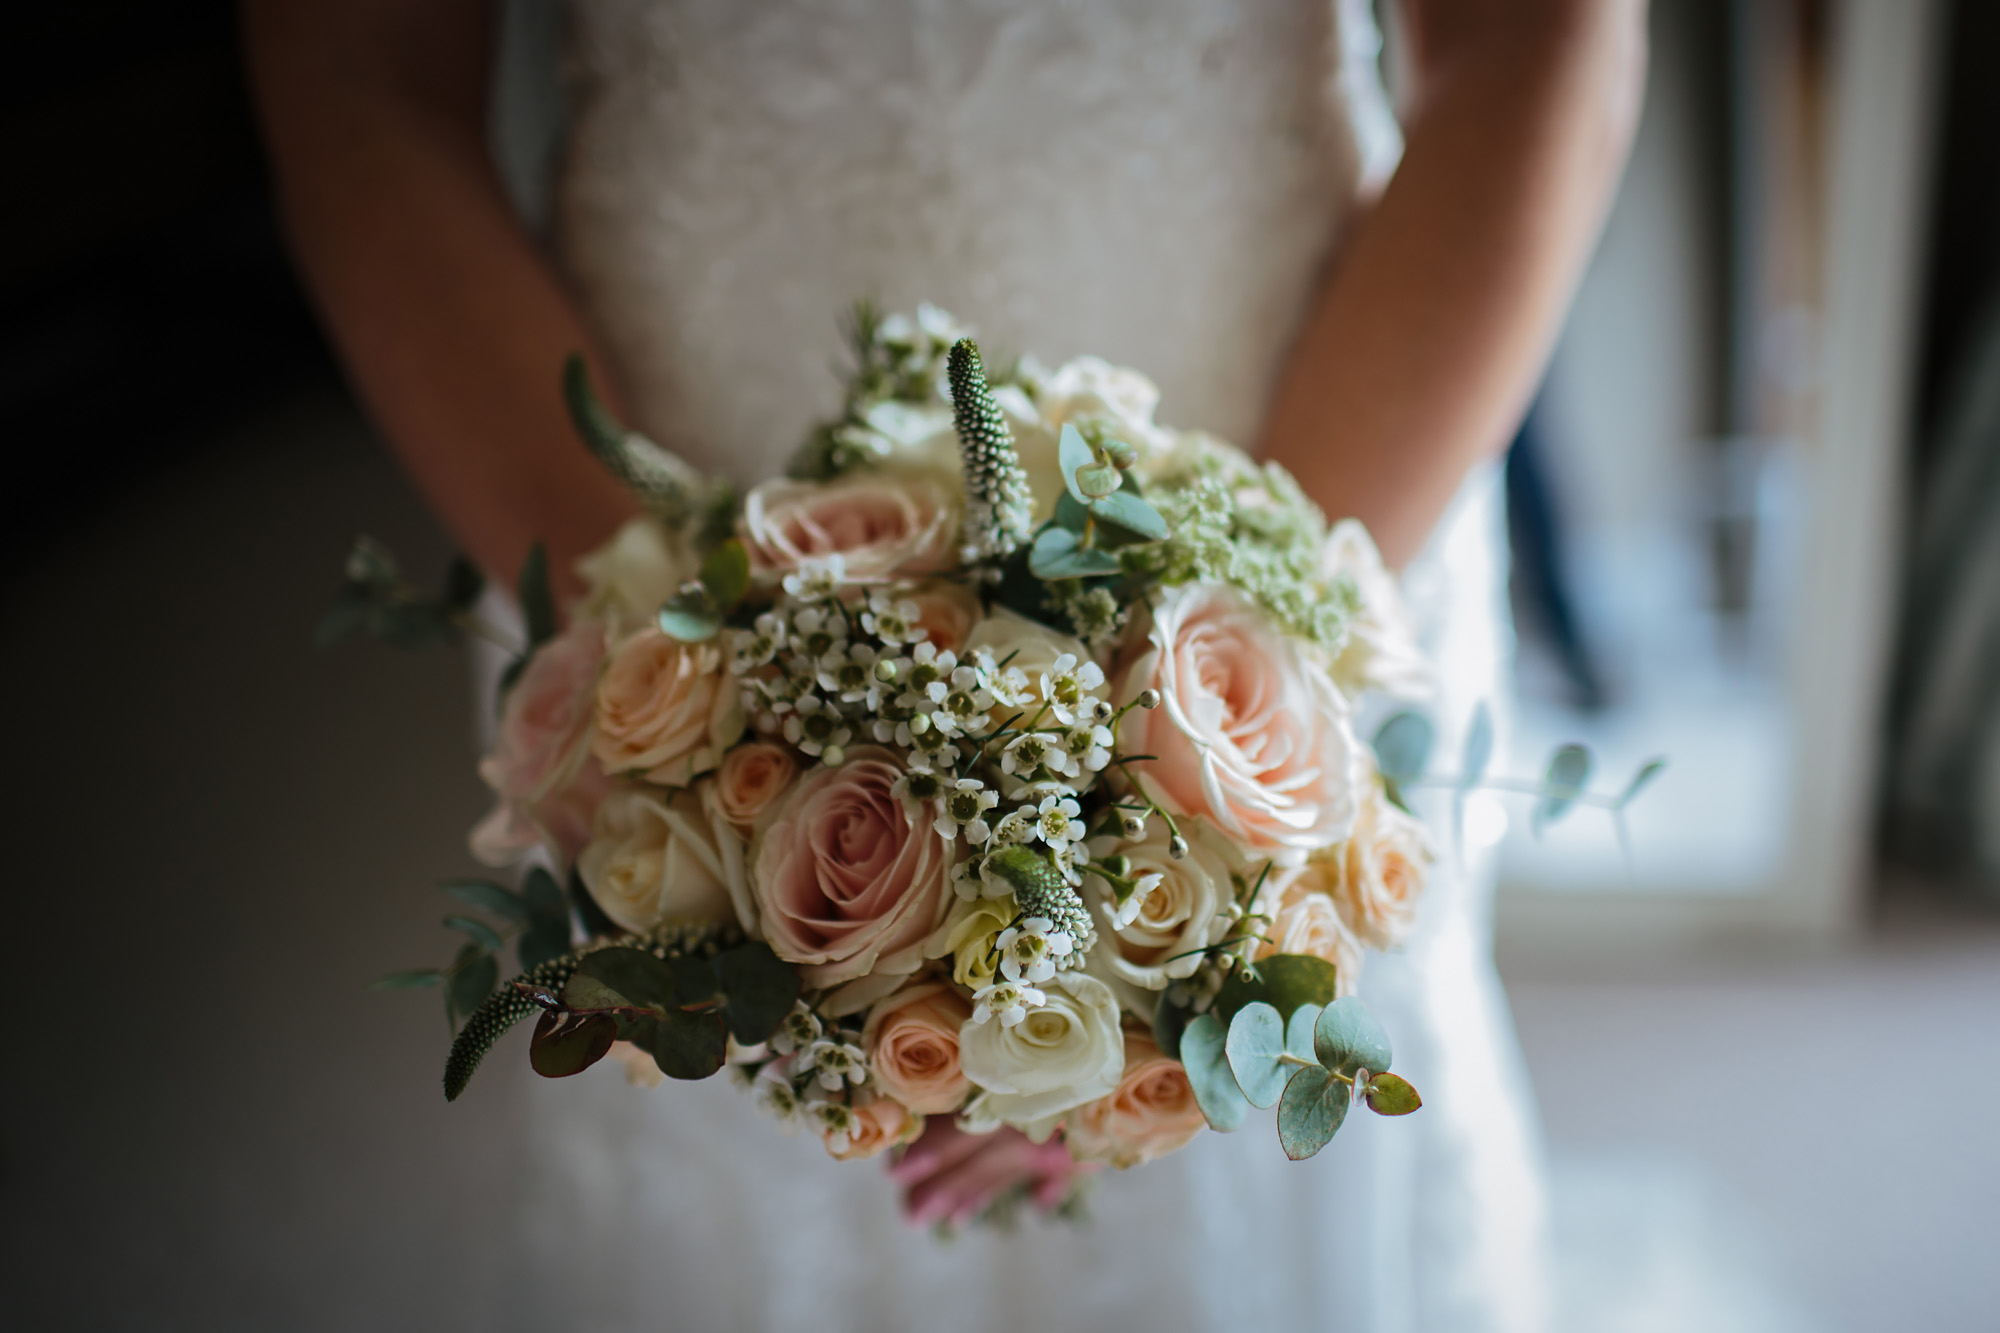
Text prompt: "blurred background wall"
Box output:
[[3, 2, 1999, 1330]]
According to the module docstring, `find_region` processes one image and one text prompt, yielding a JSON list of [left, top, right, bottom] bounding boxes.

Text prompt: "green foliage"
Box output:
[[1364, 1072, 1423, 1116], [1460, 703, 1494, 790], [528, 1011, 617, 1079], [318, 536, 483, 652], [1312, 997, 1392, 1078], [517, 542, 557, 649], [1089, 489, 1169, 544], [1532, 743, 1594, 834], [447, 943, 499, 1027], [1213, 953, 1341, 1025], [1276, 1064, 1350, 1160], [1222, 1001, 1292, 1109], [441, 879, 528, 921], [444, 953, 582, 1101], [1179, 1012, 1250, 1132], [1059, 422, 1097, 506], [949, 338, 1034, 561], [1617, 757, 1668, 809], [980, 846, 1096, 953], [445, 915, 504, 954], [1028, 527, 1122, 580], [712, 942, 802, 1045], [564, 356, 734, 535], [1373, 711, 1435, 795]]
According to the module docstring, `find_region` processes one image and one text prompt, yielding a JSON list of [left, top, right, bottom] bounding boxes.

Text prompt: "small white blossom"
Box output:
[[891, 761, 947, 821], [970, 978, 1047, 1028], [787, 606, 848, 660], [756, 1077, 805, 1127], [816, 642, 881, 704], [935, 778, 999, 844], [768, 1002, 822, 1056], [1061, 720, 1114, 773], [1113, 872, 1165, 928], [811, 1100, 862, 1154], [996, 916, 1076, 984], [989, 805, 1038, 849], [981, 663, 1036, 710], [1040, 653, 1107, 726], [783, 694, 851, 758], [861, 593, 924, 646], [806, 1037, 870, 1091], [1032, 793, 1087, 853], [782, 555, 847, 600], [926, 666, 994, 737], [730, 612, 785, 672]]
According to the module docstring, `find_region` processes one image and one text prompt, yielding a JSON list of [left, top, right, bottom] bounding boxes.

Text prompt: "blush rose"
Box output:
[[592, 627, 744, 786], [1064, 1032, 1207, 1168], [469, 618, 610, 866], [740, 473, 958, 582]]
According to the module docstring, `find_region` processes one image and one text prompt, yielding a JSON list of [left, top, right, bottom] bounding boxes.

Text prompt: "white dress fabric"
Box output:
[[496, 2, 1550, 1328]]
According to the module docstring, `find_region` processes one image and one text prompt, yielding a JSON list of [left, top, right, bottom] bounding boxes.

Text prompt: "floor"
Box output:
[[4, 389, 1996, 1330]]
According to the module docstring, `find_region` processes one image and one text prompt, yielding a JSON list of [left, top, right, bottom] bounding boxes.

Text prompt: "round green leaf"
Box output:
[[1058, 422, 1096, 506], [1372, 710, 1435, 786], [1277, 1064, 1351, 1160], [576, 947, 676, 1011], [560, 970, 656, 1018], [1460, 702, 1494, 791], [1178, 1011, 1250, 1132], [1285, 1002, 1322, 1062], [1028, 526, 1121, 580], [647, 1008, 728, 1080], [1089, 489, 1169, 544], [712, 942, 802, 1045], [1365, 1071, 1423, 1116], [1312, 996, 1392, 1077], [657, 597, 723, 642], [698, 538, 751, 612], [529, 1011, 616, 1079], [1532, 743, 1594, 833], [1223, 1001, 1291, 1109], [1214, 953, 1341, 1025]]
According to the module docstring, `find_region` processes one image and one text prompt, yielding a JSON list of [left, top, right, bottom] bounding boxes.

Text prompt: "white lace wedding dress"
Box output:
[[490, 2, 1549, 1328]]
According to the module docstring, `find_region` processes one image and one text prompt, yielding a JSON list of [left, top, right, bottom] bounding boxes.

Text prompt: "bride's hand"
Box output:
[[1261, 0, 1648, 566]]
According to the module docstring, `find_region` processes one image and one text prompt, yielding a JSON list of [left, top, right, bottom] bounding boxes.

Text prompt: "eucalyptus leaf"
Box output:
[[1277, 1064, 1351, 1160], [1053, 492, 1092, 534], [1285, 1003, 1322, 1063], [370, 968, 445, 990], [1617, 757, 1667, 809], [529, 1011, 617, 1079], [648, 1008, 729, 1080], [1178, 1012, 1250, 1132], [448, 949, 498, 1027], [444, 915, 504, 953], [517, 541, 557, 648], [1312, 996, 1392, 1077], [576, 947, 677, 1012], [658, 595, 723, 643], [1153, 991, 1191, 1061], [1364, 1071, 1423, 1116], [1532, 743, 1594, 834], [1058, 422, 1096, 507], [1213, 953, 1341, 1025], [561, 970, 660, 1018], [1028, 527, 1122, 581], [1373, 711, 1435, 787], [1089, 488, 1169, 544], [441, 879, 529, 921], [712, 943, 801, 1044], [699, 538, 752, 613], [1461, 703, 1494, 790], [1223, 1001, 1292, 1109]]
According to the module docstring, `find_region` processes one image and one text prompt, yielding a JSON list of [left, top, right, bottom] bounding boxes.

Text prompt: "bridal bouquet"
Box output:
[[344, 305, 1446, 1227]]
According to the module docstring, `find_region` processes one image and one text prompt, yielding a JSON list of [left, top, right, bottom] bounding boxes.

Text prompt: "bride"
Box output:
[[247, 1, 1644, 1328]]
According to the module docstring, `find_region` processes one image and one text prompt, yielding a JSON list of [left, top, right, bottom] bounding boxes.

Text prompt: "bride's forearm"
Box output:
[[1261, 0, 1647, 567], [244, 0, 637, 597]]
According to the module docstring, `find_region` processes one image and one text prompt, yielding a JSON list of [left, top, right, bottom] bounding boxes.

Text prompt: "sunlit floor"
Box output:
[[5, 388, 1995, 1330]]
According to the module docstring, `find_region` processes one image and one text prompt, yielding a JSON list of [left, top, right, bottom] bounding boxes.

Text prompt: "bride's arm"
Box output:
[[243, 0, 636, 594], [1261, 0, 1647, 566]]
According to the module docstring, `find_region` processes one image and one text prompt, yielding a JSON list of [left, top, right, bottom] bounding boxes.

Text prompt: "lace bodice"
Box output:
[[554, 0, 1400, 481]]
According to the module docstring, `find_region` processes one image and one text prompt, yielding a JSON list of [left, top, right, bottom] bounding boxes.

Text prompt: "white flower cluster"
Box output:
[[754, 1001, 873, 1134]]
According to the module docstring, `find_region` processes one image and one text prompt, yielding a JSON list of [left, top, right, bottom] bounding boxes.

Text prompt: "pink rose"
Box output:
[[749, 746, 954, 987], [823, 1096, 923, 1162], [861, 982, 974, 1114], [592, 628, 743, 786], [712, 741, 798, 831], [1064, 1033, 1207, 1168], [469, 619, 610, 865], [1327, 784, 1432, 950], [1259, 863, 1364, 996], [900, 580, 983, 656], [740, 474, 958, 582], [886, 1119, 1096, 1228], [1120, 585, 1361, 861]]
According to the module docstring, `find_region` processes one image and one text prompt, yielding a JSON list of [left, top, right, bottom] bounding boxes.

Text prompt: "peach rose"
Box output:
[[1120, 584, 1362, 862], [1064, 1033, 1206, 1168], [740, 473, 958, 582], [1328, 784, 1433, 950], [577, 783, 739, 935], [861, 982, 974, 1114], [712, 741, 798, 831], [900, 580, 983, 656], [750, 746, 954, 987], [823, 1095, 924, 1162], [592, 628, 743, 786], [469, 618, 610, 866], [1259, 863, 1364, 997]]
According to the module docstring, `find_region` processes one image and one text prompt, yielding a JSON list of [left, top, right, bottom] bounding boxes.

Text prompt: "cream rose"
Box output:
[[1120, 584, 1363, 862], [469, 618, 610, 867], [1082, 820, 1243, 990], [1259, 863, 1364, 996], [1322, 519, 1433, 699], [1064, 1032, 1206, 1168], [861, 982, 974, 1114], [575, 517, 698, 635], [712, 741, 798, 831], [959, 971, 1126, 1138], [740, 473, 958, 582], [750, 746, 954, 987], [900, 580, 984, 657], [592, 628, 743, 786], [927, 896, 1015, 990], [577, 783, 739, 935], [823, 1096, 924, 1162], [1328, 784, 1433, 950]]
